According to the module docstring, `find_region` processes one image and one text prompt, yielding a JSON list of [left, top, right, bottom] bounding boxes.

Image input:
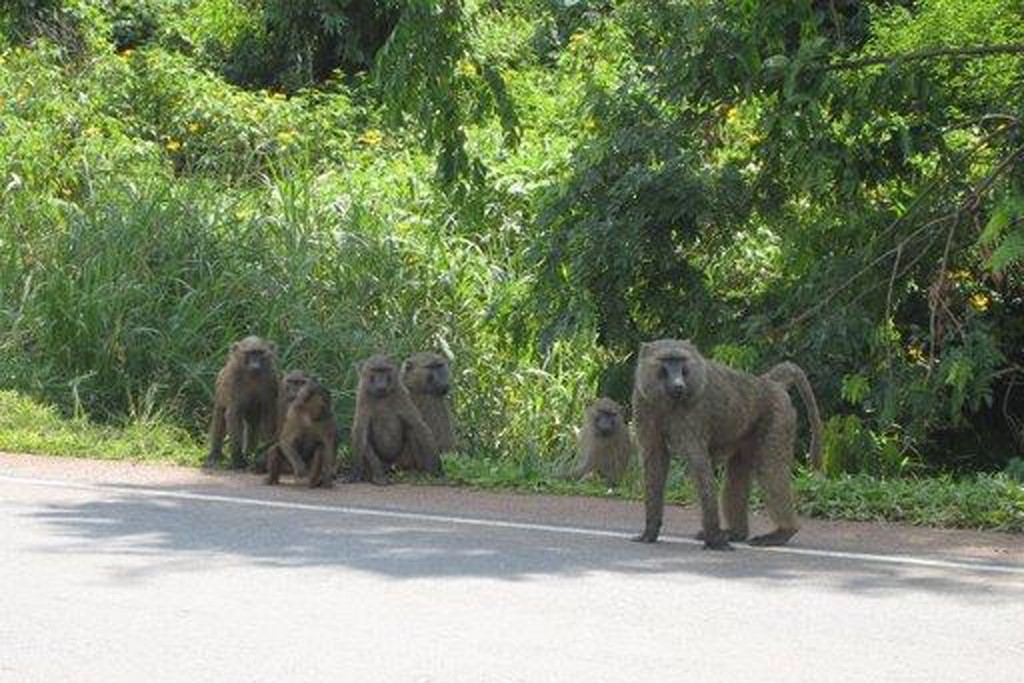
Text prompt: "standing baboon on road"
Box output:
[[350, 354, 443, 485], [402, 351, 456, 453], [574, 398, 632, 486], [265, 380, 337, 488], [206, 336, 279, 470], [632, 339, 823, 550]]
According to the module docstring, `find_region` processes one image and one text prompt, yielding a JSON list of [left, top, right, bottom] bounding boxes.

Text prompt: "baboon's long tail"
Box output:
[[764, 362, 823, 470]]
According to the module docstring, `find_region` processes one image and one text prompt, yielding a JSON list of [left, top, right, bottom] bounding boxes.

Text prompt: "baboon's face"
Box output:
[[405, 353, 451, 396], [422, 359, 450, 396], [366, 366, 396, 398], [283, 372, 312, 403], [657, 354, 693, 401], [243, 349, 271, 374], [233, 337, 275, 376], [296, 384, 330, 421], [593, 409, 619, 436], [638, 340, 700, 403]]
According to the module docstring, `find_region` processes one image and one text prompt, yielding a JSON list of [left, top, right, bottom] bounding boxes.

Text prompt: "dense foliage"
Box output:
[[0, 0, 1022, 484]]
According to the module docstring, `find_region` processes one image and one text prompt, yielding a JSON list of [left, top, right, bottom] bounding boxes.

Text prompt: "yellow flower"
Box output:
[[276, 129, 298, 145], [583, 117, 597, 132], [85, 126, 99, 136], [907, 344, 926, 364], [165, 140, 182, 152], [950, 269, 972, 284], [118, 48, 135, 59], [358, 128, 384, 146], [456, 58, 478, 78], [188, 122, 200, 133], [725, 107, 740, 125], [968, 293, 990, 312]]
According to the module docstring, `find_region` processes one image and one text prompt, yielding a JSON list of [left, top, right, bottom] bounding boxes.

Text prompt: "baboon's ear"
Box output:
[[231, 341, 240, 353]]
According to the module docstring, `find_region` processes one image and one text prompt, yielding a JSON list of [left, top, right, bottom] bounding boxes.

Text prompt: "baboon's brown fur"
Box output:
[[206, 336, 279, 469], [254, 369, 313, 474], [632, 339, 823, 550], [402, 352, 456, 453], [574, 398, 632, 486], [762, 362, 823, 470], [265, 380, 337, 488], [350, 354, 443, 484], [278, 370, 314, 428]]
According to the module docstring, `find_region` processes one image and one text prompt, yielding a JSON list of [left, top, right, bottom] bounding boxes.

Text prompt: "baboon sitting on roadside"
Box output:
[[631, 339, 823, 550], [206, 336, 279, 470], [350, 354, 443, 485], [402, 351, 456, 453], [265, 380, 337, 488], [253, 369, 314, 474], [573, 398, 632, 486]]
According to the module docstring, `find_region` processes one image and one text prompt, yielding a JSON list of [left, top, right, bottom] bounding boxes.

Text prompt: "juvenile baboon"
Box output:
[[278, 370, 314, 425], [254, 369, 314, 474], [402, 351, 456, 453], [206, 336, 279, 469], [265, 380, 337, 488], [350, 354, 443, 485], [631, 339, 823, 550], [573, 398, 632, 486]]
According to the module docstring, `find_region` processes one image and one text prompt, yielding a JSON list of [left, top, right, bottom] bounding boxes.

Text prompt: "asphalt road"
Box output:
[[1, 454, 1022, 682]]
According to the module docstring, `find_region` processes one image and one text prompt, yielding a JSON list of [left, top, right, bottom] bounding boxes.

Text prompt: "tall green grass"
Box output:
[[0, 170, 605, 465]]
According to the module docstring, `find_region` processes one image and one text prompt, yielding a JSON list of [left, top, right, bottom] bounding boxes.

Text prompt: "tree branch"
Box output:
[[820, 43, 1024, 72]]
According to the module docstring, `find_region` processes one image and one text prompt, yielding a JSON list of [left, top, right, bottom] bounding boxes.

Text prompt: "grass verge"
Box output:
[[1, 391, 1021, 532]]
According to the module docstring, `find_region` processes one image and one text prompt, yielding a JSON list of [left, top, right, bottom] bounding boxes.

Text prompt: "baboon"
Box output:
[[631, 339, 823, 550], [350, 354, 443, 485], [265, 380, 337, 488], [402, 351, 456, 453], [206, 336, 279, 469], [254, 369, 314, 474], [573, 398, 632, 486], [278, 370, 314, 425]]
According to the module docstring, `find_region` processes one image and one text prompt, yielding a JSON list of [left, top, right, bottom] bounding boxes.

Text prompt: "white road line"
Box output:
[[1, 473, 1022, 576]]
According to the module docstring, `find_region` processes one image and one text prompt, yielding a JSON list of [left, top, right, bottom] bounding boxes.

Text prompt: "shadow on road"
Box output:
[[19, 483, 1024, 602]]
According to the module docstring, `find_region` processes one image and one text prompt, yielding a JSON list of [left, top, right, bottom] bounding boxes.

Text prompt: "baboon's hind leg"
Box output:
[[205, 406, 226, 467], [750, 428, 798, 546], [721, 449, 753, 542]]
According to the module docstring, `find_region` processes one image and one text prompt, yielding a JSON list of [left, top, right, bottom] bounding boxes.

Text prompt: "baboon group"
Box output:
[[207, 335, 822, 551], [206, 338, 451, 487]]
